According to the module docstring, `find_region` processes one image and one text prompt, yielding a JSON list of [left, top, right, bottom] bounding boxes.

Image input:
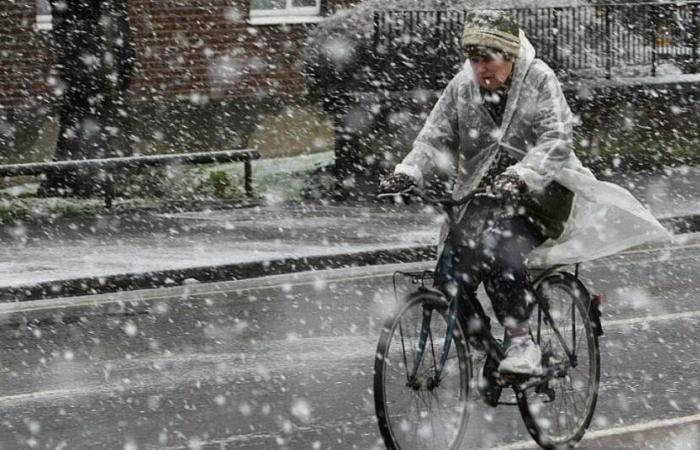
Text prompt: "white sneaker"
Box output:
[[498, 336, 543, 376]]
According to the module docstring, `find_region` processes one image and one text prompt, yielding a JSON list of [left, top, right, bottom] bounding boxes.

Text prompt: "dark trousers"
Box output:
[[435, 216, 546, 337]]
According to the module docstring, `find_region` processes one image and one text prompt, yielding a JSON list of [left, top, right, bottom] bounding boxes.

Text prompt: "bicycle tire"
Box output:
[[518, 273, 601, 449], [374, 289, 471, 450]]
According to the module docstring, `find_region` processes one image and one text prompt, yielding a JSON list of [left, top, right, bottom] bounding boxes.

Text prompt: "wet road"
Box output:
[[0, 234, 699, 449]]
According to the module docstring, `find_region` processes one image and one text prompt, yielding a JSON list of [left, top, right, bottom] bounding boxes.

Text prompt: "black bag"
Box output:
[[447, 181, 573, 247]]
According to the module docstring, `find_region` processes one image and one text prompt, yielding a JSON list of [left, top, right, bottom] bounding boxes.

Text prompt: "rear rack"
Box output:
[[392, 270, 436, 303]]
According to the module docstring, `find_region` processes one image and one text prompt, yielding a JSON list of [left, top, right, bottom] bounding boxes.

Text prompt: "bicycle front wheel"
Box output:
[[518, 274, 600, 449], [374, 289, 471, 450]]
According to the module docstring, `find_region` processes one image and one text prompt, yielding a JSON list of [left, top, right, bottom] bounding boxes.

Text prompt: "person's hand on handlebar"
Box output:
[[494, 172, 526, 196], [377, 173, 417, 202]]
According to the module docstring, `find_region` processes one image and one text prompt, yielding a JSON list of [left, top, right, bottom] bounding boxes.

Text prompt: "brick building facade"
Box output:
[[0, 0, 359, 109], [0, 1, 50, 108], [0, 0, 363, 161]]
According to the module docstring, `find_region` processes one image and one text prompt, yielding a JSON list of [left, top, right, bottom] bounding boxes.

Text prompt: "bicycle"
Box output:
[[373, 189, 604, 450]]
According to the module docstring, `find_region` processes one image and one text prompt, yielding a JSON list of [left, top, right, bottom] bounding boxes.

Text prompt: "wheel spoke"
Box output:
[[568, 379, 583, 422], [375, 294, 470, 450], [428, 325, 439, 379], [398, 321, 411, 382], [519, 278, 599, 447]]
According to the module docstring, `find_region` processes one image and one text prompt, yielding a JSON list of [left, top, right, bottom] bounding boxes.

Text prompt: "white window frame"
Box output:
[[248, 0, 322, 25], [36, 0, 52, 31]]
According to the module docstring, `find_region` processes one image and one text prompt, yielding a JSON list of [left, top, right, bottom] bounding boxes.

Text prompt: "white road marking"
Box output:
[[0, 336, 379, 406], [614, 241, 700, 256], [0, 387, 115, 405], [490, 413, 700, 449], [602, 309, 700, 327], [158, 417, 379, 449], [548, 310, 700, 335]]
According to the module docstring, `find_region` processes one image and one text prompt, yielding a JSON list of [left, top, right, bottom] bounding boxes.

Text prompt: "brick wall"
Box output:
[[0, 1, 51, 108], [0, 0, 359, 110], [131, 0, 300, 101]]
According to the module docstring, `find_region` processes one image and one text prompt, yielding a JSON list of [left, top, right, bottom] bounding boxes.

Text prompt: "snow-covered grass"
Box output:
[[221, 150, 333, 177], [0, 151, 335, 223], [187, 150, 336, 204]]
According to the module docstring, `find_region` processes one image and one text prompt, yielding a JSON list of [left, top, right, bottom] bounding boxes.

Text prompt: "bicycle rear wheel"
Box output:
[[374, 289, 471, 450], [518, 274, 600, 449]]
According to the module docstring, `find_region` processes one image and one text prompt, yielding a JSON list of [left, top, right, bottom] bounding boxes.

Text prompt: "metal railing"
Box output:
[[0, 149, 260, 207], [372, 2, 700, 89]]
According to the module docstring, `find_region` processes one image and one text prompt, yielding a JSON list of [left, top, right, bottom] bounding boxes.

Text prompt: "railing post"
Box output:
[[605, 5, 612, 79], [434, 10, 443, 89], [694, 5, 699, 69], [101, 169, 114, 209], [553, 8, 559, 70], [373, 11, 379, 49], [244, 160, 253, 197], [651, 5, 657, 77]]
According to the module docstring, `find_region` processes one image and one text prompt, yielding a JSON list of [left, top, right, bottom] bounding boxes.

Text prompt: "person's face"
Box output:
[[469, 51, 514, 92]]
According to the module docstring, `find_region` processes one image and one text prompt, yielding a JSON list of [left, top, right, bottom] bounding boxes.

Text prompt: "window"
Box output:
[[250, 0, 320, 17], [249, 0, 323, 24], [36, 0, 52, 31]]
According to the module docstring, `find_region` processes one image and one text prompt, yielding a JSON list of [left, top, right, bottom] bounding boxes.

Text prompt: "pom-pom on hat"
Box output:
[[462, 10, 521, 58]]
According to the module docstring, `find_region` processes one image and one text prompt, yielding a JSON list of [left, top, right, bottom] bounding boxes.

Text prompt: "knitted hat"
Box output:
[[462, 10, 521, 58]]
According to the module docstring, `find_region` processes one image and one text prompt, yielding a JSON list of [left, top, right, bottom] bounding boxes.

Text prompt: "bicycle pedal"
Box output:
[[499, 372, 531, 385], [496, 400, 519, 406], [481, 385, 502, 407]]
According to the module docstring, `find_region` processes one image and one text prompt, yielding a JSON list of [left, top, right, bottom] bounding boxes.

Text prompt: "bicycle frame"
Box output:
[[397, 268, 585, 388], [536, 295, 578, 367], [392, 190, 596, 388], [405, 304, 457, 386], [396, 282, 507, 387]]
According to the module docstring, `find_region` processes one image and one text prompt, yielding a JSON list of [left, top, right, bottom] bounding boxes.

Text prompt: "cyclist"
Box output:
[[377, 9, 669, 383]]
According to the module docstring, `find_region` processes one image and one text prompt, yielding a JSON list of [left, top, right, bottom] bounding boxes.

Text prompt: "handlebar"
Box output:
[[413, 189, 485, 208], [377, 187, 496, 209]]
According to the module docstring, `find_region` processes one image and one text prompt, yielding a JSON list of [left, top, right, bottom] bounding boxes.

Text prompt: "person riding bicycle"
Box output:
[[377, 9, 670, 381]]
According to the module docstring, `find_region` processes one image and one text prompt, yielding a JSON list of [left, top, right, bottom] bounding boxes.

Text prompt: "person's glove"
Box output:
[[377, 173, 417, 200], [494, 172, 526, 196]]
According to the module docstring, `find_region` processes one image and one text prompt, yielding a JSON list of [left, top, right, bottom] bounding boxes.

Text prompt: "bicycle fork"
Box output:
[[406, 305, 458, 390]]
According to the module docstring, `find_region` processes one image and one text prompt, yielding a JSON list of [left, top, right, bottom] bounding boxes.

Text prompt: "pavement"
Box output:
[[1, 166, 699, 301]]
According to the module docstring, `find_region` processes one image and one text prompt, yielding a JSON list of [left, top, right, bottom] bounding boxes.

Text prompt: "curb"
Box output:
[[0, 246, 438, 302], [1, 214, 698, 302]]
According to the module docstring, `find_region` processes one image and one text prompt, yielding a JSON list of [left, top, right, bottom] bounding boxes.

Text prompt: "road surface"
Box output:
[[0, 234, 698, 449]]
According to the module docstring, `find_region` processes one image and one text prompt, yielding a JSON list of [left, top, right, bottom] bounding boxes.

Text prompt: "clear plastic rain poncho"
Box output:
[[394, 31, 671, 267]]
